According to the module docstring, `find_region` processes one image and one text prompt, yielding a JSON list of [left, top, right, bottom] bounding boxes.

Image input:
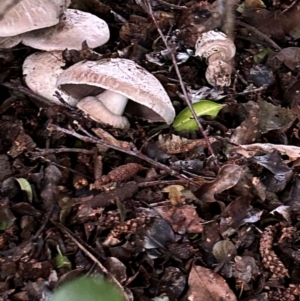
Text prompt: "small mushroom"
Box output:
[[22, 9, 110, 51], [195, 30, 236, 87], [23, 51, 77, 106], [56, 58, 176, 129]]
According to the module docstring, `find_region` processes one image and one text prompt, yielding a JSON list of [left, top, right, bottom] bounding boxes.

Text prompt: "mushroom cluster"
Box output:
[[4, 0, 175, 129], [195, 30, 236, 87], [0, 0, 109, 50]]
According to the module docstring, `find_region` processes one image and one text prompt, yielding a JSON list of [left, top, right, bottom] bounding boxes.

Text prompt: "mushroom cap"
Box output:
[[0, 35, 22, 48], [0, 0, 66, 37], [195, 30, 236, 61], [205, 60, 232, 87], [23, 51, 78, 106], [22, 9, 110, 51], [77, 96, 130, 129], [56, 58, 175, 124]]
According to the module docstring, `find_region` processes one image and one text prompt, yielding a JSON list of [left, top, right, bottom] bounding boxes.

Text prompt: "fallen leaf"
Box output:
[[157, 134, 216, 154], [195, 165, 243, 202], [187, 265, 237, 301]]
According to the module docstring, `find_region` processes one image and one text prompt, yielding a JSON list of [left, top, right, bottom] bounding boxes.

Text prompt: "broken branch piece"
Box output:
[[195, 30, 236, 87]]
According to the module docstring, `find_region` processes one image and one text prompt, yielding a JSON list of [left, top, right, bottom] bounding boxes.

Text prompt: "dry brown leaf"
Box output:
[[187, 265, 237, 301], [195, 164, 243, 202], [157, 134, 216, 154], [231, 101, 260, 145], [155, 204, 204, 234], [233, 143, 300, 161], [274, 47, 300, 71]]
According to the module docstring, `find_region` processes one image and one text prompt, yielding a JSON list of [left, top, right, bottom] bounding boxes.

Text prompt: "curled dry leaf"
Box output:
[[195, 164, 243, 203], [230, 101, 260, 145], [219, 196, 252, 237], [257, 98, 295, 134], [187, 265, 237, 301], [157, 134, 217, 154], [274, 47, 300, 71], [232, 256, 260, 291], [155, 204, 204, 234], [232, 143, 300, 161]]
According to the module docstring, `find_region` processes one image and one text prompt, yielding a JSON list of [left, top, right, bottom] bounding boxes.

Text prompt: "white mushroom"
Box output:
[[0, 0, 69, 48], [195, 30, 236, 87], [22, 9, 110, 51], [23, 51, 77, 106], [56, 58, 176, 129], [0, 36, 22, 48]]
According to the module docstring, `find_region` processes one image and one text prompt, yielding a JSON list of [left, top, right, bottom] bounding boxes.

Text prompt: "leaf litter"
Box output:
[[2, 0, 300, 300]]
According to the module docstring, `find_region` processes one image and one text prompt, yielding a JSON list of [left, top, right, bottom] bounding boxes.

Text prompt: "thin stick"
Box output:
[[281, 0, 299, 14], [156, 0, 187, 10], [143, 2, 216, 157], [48, 124, 201, 187], [236, 20, 282, 51], [1, 82, 56, 107], [55, 223, 130, 301]]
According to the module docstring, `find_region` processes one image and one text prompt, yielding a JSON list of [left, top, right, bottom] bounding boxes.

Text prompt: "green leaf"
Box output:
[[15, 178, 33, 202], [173, 100, 225, 131], [51, 276, 124, 301]]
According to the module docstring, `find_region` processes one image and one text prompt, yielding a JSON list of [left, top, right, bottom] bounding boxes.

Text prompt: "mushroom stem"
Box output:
[[96, 89, 128, 115]]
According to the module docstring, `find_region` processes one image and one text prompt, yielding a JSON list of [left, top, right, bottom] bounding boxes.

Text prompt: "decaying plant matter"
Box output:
[[259, 224, 289, 279]]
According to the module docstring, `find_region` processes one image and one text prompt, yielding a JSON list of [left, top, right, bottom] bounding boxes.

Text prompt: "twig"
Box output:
[[141, 1, 216, 157], [281, 0, 299, 14], [31, 147, 96, 156], [156, 0, 187, 10], [235, 85, 267, 95], [236, 20, 282, 51], [54, 223, 130, 301], [137, 179, 188, 188], [48, 124, 201, 187], [1, 81, 56, 107]]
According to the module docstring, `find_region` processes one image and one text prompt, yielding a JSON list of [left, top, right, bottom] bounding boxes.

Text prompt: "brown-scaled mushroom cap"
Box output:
[[0, 0, 67, 37], [22, 9, 110, 51], [23, 51, 77, 106], [195, 30, 236, 62], [56, 58, 175, 128]]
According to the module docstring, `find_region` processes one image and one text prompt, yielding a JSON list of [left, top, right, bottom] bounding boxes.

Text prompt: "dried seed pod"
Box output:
[[268, 284, 300, 301], [91, 163, 144, 190], [259, 224, 289, 279], [195, 30, 236, 87]]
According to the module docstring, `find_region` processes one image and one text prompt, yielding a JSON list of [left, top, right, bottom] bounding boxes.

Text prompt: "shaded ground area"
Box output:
[[1, 0, 300, 300]]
